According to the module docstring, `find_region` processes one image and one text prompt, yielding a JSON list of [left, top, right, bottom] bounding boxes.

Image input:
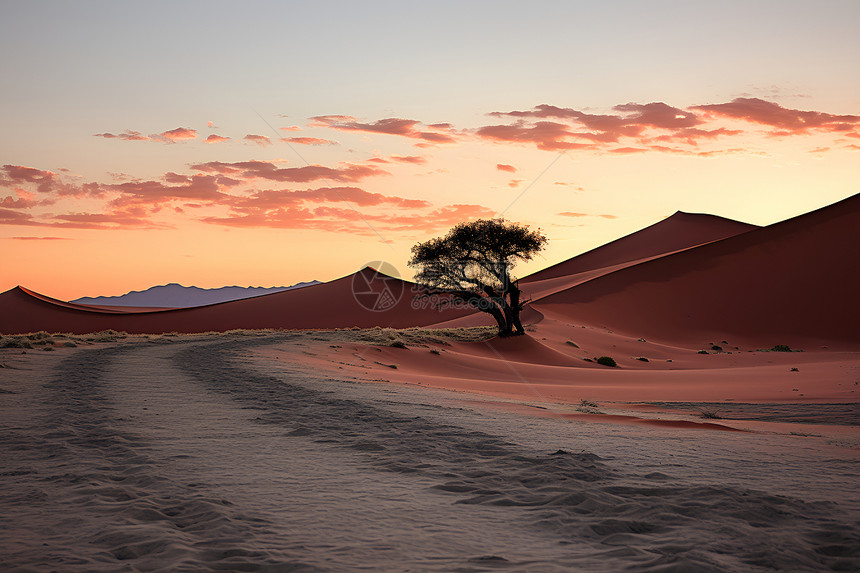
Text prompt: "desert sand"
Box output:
[[1, 194, 859, 570], [0, 331, 857, 572]]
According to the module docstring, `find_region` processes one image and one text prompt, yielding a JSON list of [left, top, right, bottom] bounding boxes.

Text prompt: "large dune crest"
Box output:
[[535, 192, 860, 347]]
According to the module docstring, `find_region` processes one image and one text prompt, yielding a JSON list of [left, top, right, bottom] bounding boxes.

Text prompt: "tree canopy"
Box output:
[[409, 218, 547, 336]]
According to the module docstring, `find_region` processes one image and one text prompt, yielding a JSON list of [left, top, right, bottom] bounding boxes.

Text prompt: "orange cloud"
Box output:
[[205, 134, 230, 143], [558, 211, 616, 219], [496, 163, 517, 172], [10, 236, 71, 240]]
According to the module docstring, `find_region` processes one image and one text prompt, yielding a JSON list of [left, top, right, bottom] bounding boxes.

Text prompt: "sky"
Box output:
[[1, 0, 859, 300]]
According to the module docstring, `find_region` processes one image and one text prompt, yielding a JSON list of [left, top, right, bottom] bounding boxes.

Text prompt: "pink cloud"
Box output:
[[0, 189, 38, 209], [93, 130, 148, 141], [94, 127, 197, 143], [496, 163, 517, 173], [389, 155, 426, 164], [10, 236, 71, 240], [244, 134, 271, 146], [0, 208, 38, 225], [281, 137, 337, 146], [476, 120, 594, 151], [692, 98, 860, 134], [153, 127, 197, 143], [0, 164, 86, 196], [205, 134, 230, 143], [508, 179, 523, 188], [311, 115, 458, 144], [190, 160, 390, 183], [203, 200, 493, 235]]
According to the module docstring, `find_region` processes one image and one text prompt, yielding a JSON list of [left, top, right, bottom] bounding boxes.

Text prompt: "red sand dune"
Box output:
[[0, 267, 472, 334], [522, 211, 759, 283], [534, 192, 860, 347], [517, 211, 759, 302]]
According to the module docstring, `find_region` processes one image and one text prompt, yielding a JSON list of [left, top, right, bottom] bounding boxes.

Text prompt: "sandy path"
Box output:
[[1, 336, 859, 572]]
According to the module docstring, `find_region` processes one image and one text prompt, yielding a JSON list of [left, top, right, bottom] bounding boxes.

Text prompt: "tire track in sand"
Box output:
[[0, 341, 318, 572]]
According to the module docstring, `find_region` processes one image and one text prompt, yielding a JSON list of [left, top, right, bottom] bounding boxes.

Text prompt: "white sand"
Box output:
[[1, 334, 858, 572]]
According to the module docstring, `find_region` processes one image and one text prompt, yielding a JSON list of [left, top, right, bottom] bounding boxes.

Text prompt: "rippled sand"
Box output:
[[1, 334, 858, 571]]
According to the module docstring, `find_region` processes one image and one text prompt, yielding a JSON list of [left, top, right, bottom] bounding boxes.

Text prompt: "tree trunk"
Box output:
[[509, 284, 525, 335]]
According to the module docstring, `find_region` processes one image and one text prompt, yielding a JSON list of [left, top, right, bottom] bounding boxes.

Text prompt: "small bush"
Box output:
[[596, 356, 617, 368], [700, 408, 722, 419], [0, 338, 32, 349], [579, 399, 599, 408], [429, 349, 440, 355], [637, 357, 649, 362], [389, 340, 408, 349], [565, 341, 580, 348], [711, 345, 723, 352], [771, 344, 792, 352], [697, 350, 709, 355]]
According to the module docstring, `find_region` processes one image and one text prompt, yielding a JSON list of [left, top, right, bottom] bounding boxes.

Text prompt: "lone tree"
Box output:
[[409, 218, 547, 337]]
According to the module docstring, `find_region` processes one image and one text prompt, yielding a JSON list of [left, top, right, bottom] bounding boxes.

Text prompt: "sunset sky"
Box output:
[[2, 1, 859, 300]]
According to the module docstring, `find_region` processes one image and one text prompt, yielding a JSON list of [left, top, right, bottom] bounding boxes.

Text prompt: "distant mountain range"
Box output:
[[71, 281, 321, 308]]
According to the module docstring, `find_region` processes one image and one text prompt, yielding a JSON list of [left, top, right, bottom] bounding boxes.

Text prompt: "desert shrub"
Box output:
[[88, 330, 127, 342], [596, 356, 617, 368], [63, 341, 77, 348], [429, 349, 440, 355], [697, 350, 709, 355], [579, 398, 599, 408], [27, 331, 51, 340], [637, 357, 649, 362], [700, 408, 722, 419], [711, 344, 723, 352], [771, 344, 792, 352], [389, 340, 408, 349], [0, 337, 32, 349], [565, 340, 580, 348]]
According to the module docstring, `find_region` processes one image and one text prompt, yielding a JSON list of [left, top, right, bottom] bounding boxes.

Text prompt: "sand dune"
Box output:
[[0, 267, 472, 334], [534, 193, 860, 347], [522, 210, 758, 283]]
